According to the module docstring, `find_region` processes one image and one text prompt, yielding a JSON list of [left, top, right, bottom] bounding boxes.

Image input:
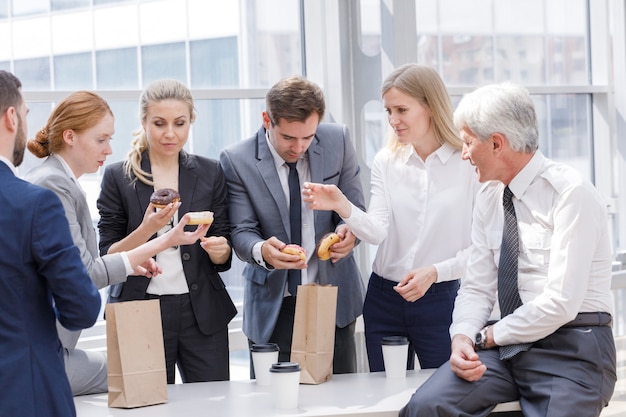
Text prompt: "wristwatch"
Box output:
[[475, 327, 488, 350]]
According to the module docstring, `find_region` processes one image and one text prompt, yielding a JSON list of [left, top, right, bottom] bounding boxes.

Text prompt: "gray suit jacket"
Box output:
[[25, 154, 126, 349], [220, 123, 366, 344]]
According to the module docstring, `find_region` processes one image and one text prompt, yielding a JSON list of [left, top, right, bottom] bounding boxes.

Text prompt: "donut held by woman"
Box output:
[[317, 232, 340, 261], [186, 211, 214, 226], [150, 188, 180, 208]]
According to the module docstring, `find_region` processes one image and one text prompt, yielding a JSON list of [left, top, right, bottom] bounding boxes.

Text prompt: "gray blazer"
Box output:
[[220, 123, 366, 344], [25, 154, 126, 349]]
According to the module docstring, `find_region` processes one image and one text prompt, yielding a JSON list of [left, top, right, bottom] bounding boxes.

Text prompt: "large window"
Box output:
[[5, 0, 304, 310], [2, 0, 622, 328], [54, 52, 93, 90]]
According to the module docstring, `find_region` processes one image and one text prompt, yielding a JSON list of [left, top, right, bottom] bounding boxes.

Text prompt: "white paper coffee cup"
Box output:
[[250, 343, 279, 386], [381, 336, 409, 378], [270, 362, 301, 409]]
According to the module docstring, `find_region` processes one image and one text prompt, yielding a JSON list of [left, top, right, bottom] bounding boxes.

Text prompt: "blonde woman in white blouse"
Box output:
[[303, 64, 479, 372]]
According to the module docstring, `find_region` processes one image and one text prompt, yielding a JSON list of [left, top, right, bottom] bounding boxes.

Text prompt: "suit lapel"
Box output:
[[178, 152, 197, 217], [308, 137, 324, 235], [255, 129, 291, 235], [308, 138, 324, 183]]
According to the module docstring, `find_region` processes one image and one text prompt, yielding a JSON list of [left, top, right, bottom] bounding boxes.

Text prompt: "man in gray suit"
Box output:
[[220, 76, 366, 374]]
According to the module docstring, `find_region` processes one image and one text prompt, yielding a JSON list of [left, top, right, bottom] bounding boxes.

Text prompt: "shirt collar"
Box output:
[[0, 155, 17, 175], [265, 129, 305, 169], [508, 151, 545, 199], [400, 142, 457, 164]]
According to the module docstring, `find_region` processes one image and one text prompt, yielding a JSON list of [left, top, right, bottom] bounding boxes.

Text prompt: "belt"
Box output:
[[562, 312, 612, 328]]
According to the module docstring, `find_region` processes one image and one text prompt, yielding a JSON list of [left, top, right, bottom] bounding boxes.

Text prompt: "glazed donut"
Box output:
[[281, 244, 307, 262], [317, 232, 340, 261], [186, 211, 214, 225], [150, 188, 180, 208]]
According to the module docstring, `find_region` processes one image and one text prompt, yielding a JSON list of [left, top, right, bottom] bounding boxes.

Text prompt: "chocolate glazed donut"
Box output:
[[150, 188, 180, 208]]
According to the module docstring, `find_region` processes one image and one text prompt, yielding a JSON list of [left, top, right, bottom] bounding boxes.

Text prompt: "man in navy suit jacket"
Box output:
[[0, 70, 101, 416], [220, 76, 366, 375]]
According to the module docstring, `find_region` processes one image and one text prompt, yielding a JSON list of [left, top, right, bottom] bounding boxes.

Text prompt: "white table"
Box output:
[[74, 370, 521, 416]]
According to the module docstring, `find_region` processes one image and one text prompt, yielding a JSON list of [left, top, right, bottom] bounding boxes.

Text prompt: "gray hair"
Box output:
[[453, 82, 539, 153]]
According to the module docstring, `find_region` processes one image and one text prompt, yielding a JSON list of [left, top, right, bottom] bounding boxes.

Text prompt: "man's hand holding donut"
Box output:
[[261, 236, 307, 270], [321, 224, 356, 263]]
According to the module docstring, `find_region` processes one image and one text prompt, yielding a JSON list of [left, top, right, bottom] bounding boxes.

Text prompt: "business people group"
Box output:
[[5, 65, 618, 417]]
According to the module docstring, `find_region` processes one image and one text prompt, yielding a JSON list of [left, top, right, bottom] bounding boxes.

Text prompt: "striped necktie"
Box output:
[[498, 186, 531, 360]]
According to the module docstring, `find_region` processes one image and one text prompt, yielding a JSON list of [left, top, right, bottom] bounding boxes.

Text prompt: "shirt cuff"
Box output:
[[120, 252, 133, 276], [253, 241, 273, 270], [433, 261, 450, 283], [450, 322, 478, 342]]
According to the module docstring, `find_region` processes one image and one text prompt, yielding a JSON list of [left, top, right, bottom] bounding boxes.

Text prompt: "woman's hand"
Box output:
[[302, 182, 352, 218], [393, 265, 437, 302], [141, 201, 182, 235], [132, 258, 162, 278], [200, 236, 231, 265]]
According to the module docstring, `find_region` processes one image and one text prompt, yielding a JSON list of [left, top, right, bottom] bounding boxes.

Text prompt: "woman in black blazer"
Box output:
[[97, 79, 237, 384]]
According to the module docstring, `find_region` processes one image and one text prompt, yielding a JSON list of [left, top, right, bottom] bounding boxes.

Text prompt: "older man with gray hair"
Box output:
[[400, 82, 616, 417]]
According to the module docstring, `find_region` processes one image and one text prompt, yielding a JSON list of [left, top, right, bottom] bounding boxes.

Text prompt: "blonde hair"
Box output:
[[124, 79, 196, 185], [381, 64, 461, 152], [27, 91, 112, 158]]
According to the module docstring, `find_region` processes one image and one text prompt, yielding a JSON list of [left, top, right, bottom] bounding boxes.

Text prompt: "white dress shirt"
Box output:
[[147, 210, 189, 295], [344, 143, 478, 283], [252, 133, 318, 286], [451, 151, 615, 346]]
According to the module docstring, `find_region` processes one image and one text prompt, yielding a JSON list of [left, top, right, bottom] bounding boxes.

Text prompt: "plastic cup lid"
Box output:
[[381, 336, 409, 345], [250, 343, 279, 352], [269, 362, 301, 373]]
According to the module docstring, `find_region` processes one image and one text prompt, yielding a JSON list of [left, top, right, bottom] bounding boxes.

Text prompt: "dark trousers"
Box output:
[[363, 273, 459, 372], [147, 293, 230, 384], [400, 326, 616, 417], [249, 295, 357, 378]]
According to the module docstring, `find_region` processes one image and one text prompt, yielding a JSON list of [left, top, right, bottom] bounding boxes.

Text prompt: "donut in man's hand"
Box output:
[[150, 188, 180, 209], [281, 244, 306, 262], [317, 232, 340, 261]]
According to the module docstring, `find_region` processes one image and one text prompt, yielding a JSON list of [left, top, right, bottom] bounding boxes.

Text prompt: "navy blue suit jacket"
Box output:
[[220, 123, 366, 344], [0, 162, 100, 417]]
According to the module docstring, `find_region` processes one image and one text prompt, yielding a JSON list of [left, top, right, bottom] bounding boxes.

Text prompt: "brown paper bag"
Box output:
[[106, 299, 167, 408], [290, 283, 338, 384]]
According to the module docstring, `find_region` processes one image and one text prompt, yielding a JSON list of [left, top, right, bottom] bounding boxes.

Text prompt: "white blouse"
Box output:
[[345, 143, 479, 283]]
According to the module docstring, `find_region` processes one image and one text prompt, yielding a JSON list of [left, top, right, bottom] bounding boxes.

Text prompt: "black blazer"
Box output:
[[97, 150, 237, 336]]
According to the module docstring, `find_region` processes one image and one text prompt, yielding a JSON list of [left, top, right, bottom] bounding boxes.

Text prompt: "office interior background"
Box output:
[[2, 0, 626, 408]]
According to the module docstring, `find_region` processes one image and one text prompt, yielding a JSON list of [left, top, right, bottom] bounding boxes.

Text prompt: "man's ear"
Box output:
[[491, 133, 506, 155], [262, 111, 272, 130], [3, 107, 17, 132]]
